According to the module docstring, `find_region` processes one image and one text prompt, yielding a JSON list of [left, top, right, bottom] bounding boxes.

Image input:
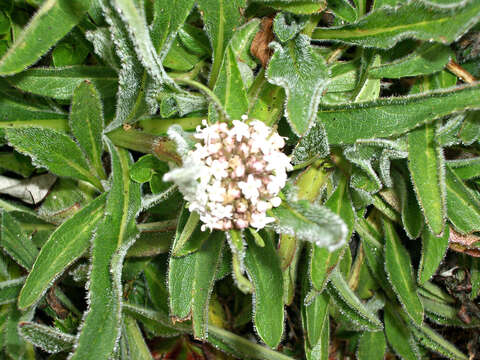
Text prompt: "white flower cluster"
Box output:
[[164, 116, 292, 231]]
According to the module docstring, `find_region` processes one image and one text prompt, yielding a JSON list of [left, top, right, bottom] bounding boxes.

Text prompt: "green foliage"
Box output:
[[0, 0, 479, 359]]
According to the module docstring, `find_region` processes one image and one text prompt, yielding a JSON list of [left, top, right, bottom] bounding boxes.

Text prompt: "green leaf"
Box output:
[[18, 322, 75, 354], [230, 19, 261, 69], [459, 111, 480, 145], [310, 175, 354, 291], [70, 80, 106, 180], [292, 122, 329, 165], [418, 226, 449, 286], [0, 0, 92, 75], [409, 321, 468, 360], [150, 0, 195, 59], [209, 45, 249, 122], [383, 218, 424, 325], [421, 295, 480, 328], [328, 0, 357, 23], [273, 13, 308, 43], [18, 194, 106, 310], [301, 267, 329, 352], [122, 316, 153, 360], [0, 277, 25, 305], [320, 83, 480, 145], [369, 43, 453, 78], [327, 268, 383, 331], [100, 0, 148, 132], [247, 70, 285, 127], [245, 232, 284, 348], [7, 66, 117, 100], [70, 140, 141, 360], [408, 122, 446, 235], [384, 304, 420, 360], [357, 331, 386, 360], [261, 1, 326, 15], [445, 165, 480, 234], [0, 211, 38, 270], [0, 96, 68, 131], [197, 0, 246, 87], [391, 169, 424, 239], [112, 0, 171, 85], [266, 34, 330, 135], [312, 1, 480, 49], [271, 198, 347, 251], [168, 248, 196, 320], [6, 127, 102, 190], [191, 231, 224, 340]]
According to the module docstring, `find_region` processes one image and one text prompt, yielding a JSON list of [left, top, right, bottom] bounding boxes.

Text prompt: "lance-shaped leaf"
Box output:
[[244, 232, 284, 348], [168, 247, 196, 320], [312, 1, 480, 49], [209, 46, 249, 122], [258, 0, 326, 14], [271, 198, 347, 251], [320, 83, 480, 145], [70, 140, 141, 360], [310, 175, 354, 291], [0, 0, 92, 75], [0, 97, 68, 131], [112, 0, 170, 85], [197, 0, 246, 86], [448, 157, 480, 180], [357, 331, 386, 360], [409, 321, 468, 360], [384, 304, 420, 360], [418, 227, 449, 286], [18, 322, 75, 354], [0, 277, 25, 305], [191, 231, 224, 339], [267, 35, 330, 136], [408, 122, 446, 236], [392, 170, 424, 239], [70, 81, 106, 180], [7, 66, 118, 100], [327, 268, 383, 330], [445, 165, 480, 234], [151, 0, 195, 59], [248, 72, 285, 127], [122, 316, 153, 360], [369, 43, 453, 79], [6, 127, 102, 190], [0, 211, 38, 270], [384, 218, 424, 325], [100, 0, 148, 132], [18, 194, 106, 310]]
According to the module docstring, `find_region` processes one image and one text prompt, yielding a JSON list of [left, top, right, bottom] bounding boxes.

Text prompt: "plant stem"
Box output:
[[107, 128, 181, 164]]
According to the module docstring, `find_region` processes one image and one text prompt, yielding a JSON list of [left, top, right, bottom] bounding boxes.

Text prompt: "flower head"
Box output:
[[164, 118, 292, 231]]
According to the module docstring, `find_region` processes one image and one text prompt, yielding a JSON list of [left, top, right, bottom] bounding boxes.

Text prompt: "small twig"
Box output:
[[447, 59, 477, 84]]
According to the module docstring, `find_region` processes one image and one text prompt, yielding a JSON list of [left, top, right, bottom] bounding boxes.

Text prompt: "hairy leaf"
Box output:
[[18, 322, 75, 354], [7, 66, 117, 100], [312, 1, 480, 49], [197, 0, 246, 86], [267, 34, 330, 135], [408, 122, 446, 235], [245, 232, 284, 348], [418, 227, 449, 286], [445, 165, 480, 234], [320, 83, 480, 144], [384, 219, 424, 324], [0, 0, 92, 75], [70, 81, 106, 180], [271, 199, 347, 251], [18, 194, 106, 309], [6, 127, 102, 190], [327, 268, 383, 331], [70, 140, 141, 360]]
